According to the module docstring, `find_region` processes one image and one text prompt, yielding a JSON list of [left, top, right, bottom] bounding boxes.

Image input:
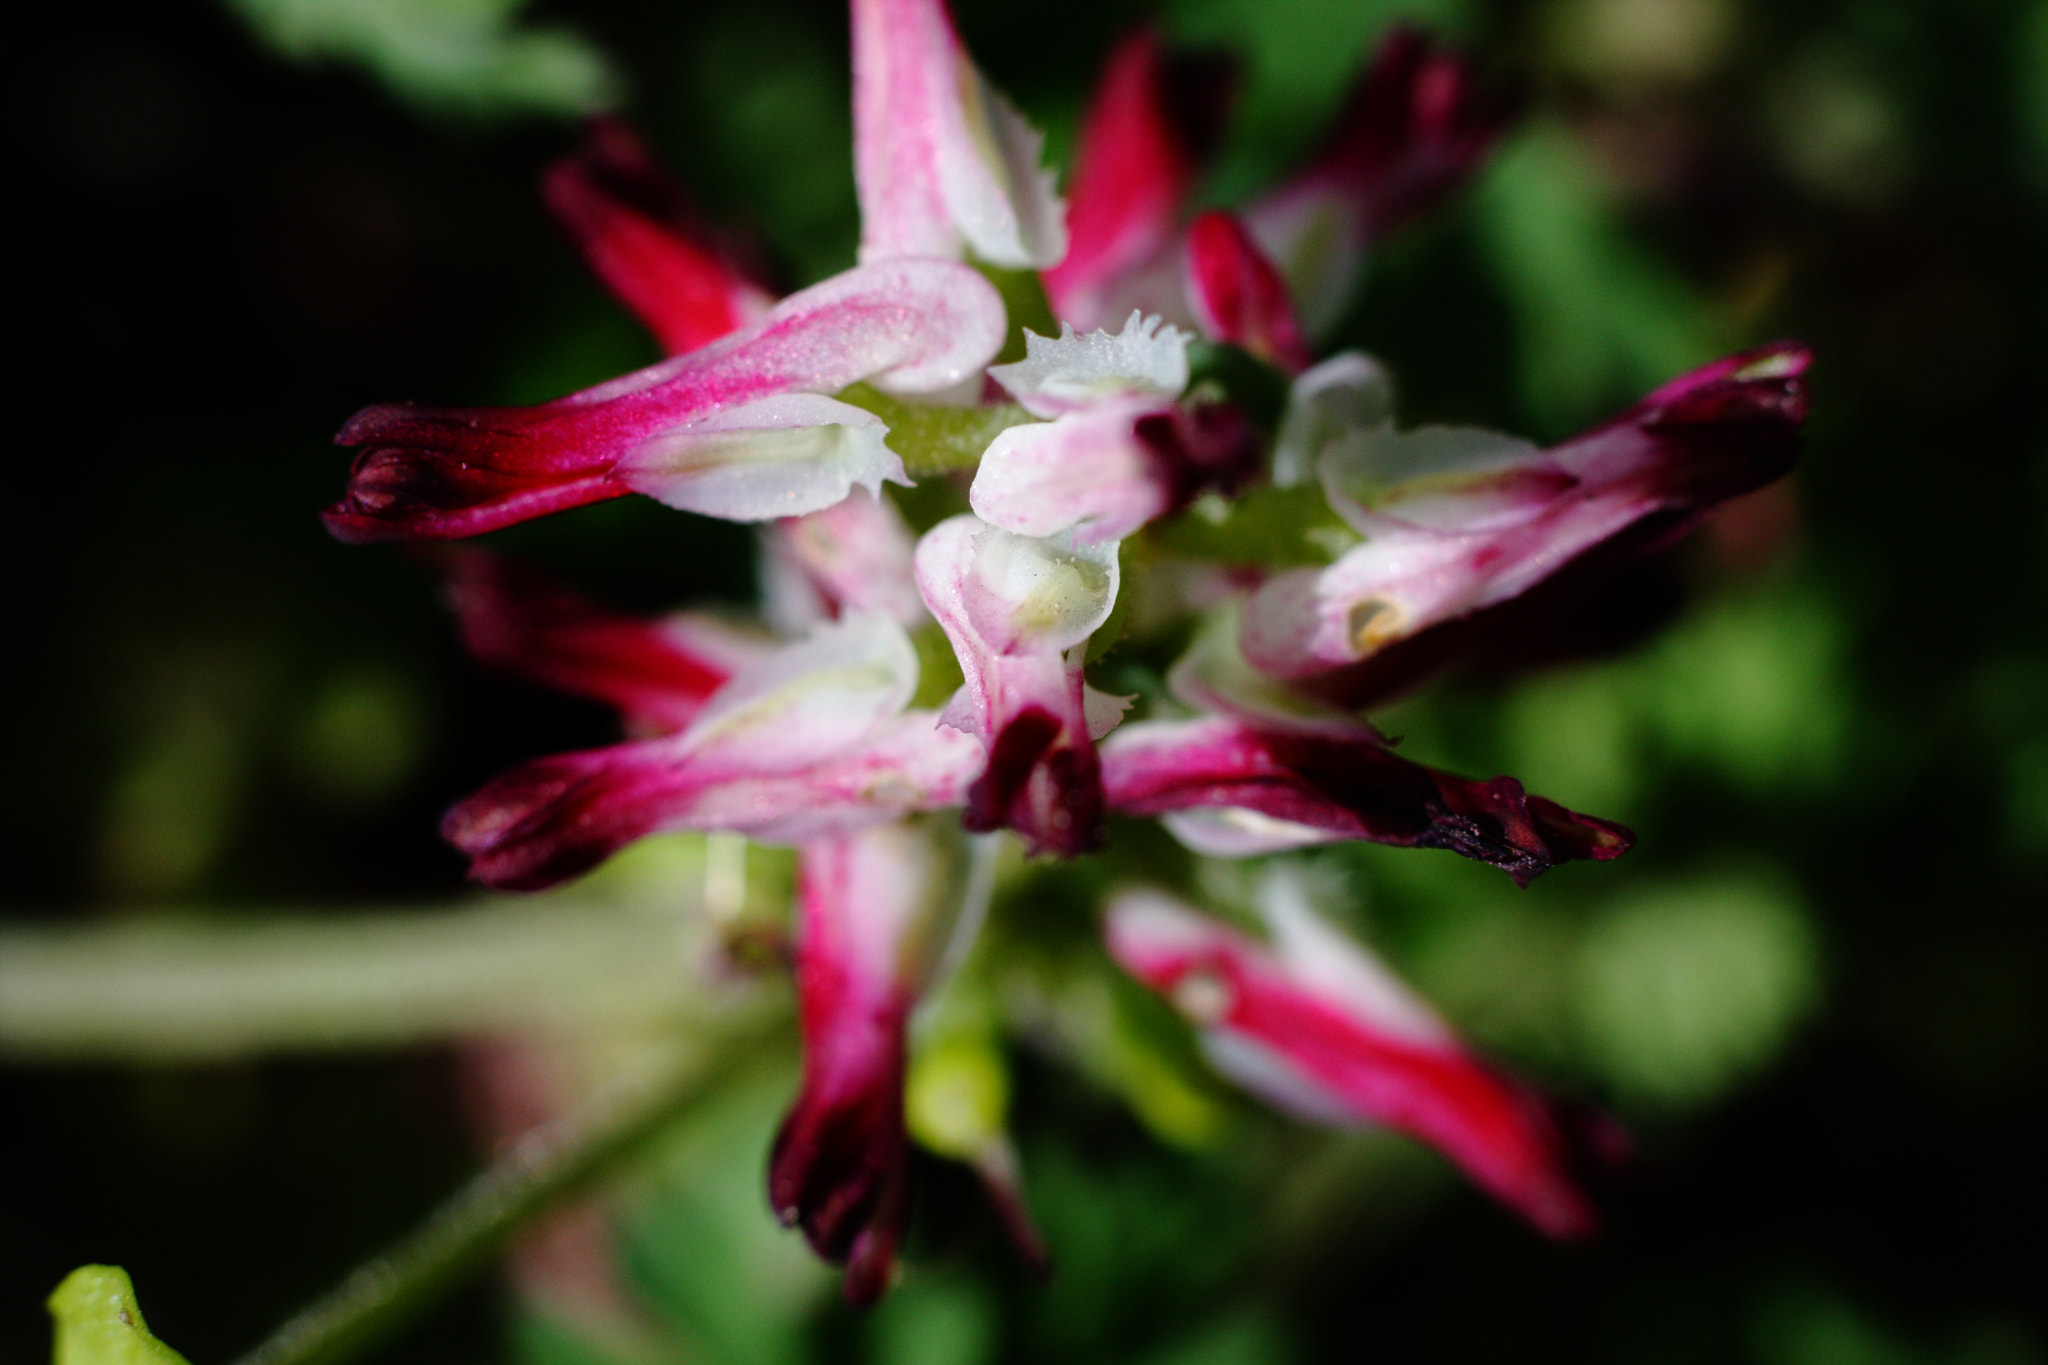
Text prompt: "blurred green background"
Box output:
[[4, 0, 2045, 1362]]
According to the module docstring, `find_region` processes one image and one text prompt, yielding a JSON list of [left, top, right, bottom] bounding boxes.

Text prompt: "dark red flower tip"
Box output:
[[442, 552, 736, 734], [1183, 211, 1314, 374], [323, 403, 629, 544], [963, 706, 1108, 858], [544, 116, 771, 356], [1625, 342, 1813, 504], [768, 1048, 912, 1307], [441, 745, 681, 891], [1102, 719, 1631, 883], [1308, 25, 1520, 237]]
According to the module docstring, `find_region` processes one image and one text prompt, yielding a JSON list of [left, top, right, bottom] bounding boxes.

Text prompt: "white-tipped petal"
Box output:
[[988, 312, 1190, 418]]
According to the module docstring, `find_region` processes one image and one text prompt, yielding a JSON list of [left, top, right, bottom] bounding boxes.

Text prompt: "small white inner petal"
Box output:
[[967, 525, 1119, 654], [988, 311, 1190, 417]]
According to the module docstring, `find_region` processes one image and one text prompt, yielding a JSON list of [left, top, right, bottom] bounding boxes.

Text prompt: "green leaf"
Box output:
[[48, 1267, 191, 1365], [215, 0, 617, 119]]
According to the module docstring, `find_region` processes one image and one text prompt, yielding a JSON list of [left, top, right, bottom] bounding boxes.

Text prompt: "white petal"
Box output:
[[988, 312, 1190, 418], [682, 610, 918, 771], [1319, 425, 1554, 535], [1160, 807, 1336, 857], [619, 394, 908, 522]]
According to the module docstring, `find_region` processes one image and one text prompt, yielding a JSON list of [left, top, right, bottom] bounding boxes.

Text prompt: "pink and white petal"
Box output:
[[771, 823, 938, 1304], [617, 393, 908, 522], [1045, 28, 1233, 327], [1104, 887, 1600, 1238], [970, 401, 1171, 544], [680, 610, 919, 772], [915, 516, 1123, 855], [1317, 424, 1568, 536], [1270, 351, 1395, 487], [444, 710, 982, 890], [1183, 211, 1313, 374], [543, 117, 775, 356], [327, 260, 1004, 541], [852, 0, 1065, 269], [987, 313, 1191, 419], [443, 551, 770, 735], [1248, 344, 1813, 674], [764, 492, 927, 632]]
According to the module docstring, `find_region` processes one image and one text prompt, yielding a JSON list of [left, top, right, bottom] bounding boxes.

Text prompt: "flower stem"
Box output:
[[231, 1031, 767, 1365]]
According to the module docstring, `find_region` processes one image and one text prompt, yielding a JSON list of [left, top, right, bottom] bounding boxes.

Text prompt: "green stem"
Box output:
[[231, 1032, 769, 1365]]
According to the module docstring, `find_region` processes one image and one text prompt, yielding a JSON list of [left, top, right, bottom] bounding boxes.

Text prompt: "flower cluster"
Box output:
[[328, 0, 1809, 1303]]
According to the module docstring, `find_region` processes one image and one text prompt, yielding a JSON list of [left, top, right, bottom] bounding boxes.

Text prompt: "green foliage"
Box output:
[[47, 1268, 191, 1365], [1474, 124, 1722, 431], [216, 0, 616, 117]]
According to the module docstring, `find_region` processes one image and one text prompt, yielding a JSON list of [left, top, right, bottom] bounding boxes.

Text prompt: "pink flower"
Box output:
[[1102, 715, 1629, 882], [851, 0, 1065, 268], [770, 822, 939, 1305], [1240, 343, 1813, 680], [325, 258, 1004, 540], [444, 611, 980, 890], [1106, 875, 1611, 1238], [915, 515, 1126, 856]]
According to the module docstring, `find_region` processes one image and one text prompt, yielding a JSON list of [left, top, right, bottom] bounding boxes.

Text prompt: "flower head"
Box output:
[[326, 2, 1809, 1303]]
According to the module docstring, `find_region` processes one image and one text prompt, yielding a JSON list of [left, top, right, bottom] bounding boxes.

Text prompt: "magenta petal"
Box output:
[[1045, 28, 1235, 328], [1106, 890, 1604, 1238], [1100, 716, 1631, 883], [444, 551, 765, 735], [1183, 211, 1313, 374], [543, 117, 774, 357], [770, 825, 933, 1305], [325, 259, 1003, 541]]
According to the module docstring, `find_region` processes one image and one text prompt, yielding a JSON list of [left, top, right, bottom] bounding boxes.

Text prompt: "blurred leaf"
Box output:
[[1572, 870, 1820, 1108], [48, 1267, 191, 1365], [866, 1278, 997, 1365], [1473, 123, 1721, 430], [217, 0, 616, 118]]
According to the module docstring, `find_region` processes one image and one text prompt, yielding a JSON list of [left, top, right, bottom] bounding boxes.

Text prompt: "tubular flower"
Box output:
[[1240, 343, 1814, 681], [770, 822, 940, 1305], [326, 0, 1813, 1301], [325, 258, 1004, 540], [1106, 874, 1609, 1238]]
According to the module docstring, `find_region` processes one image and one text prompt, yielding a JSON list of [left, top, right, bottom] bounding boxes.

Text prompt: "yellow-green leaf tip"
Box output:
[[48, 1266, 192, 1365]]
